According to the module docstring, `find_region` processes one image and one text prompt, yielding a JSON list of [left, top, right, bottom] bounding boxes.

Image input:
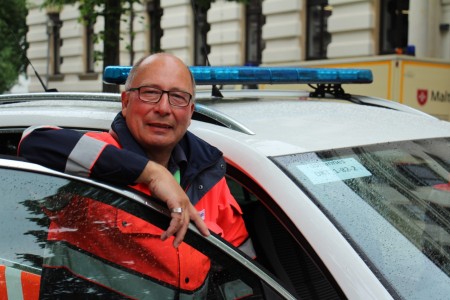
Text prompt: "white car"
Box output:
[[0, 66, 449, 300]]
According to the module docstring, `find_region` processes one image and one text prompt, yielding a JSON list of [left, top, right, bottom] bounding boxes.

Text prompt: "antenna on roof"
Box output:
[[190, 0, 223, 98], [7, 26, 57, 92], [26, 56, 58, 92]]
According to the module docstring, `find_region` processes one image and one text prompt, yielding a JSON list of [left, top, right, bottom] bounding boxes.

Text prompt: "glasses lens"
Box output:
[[169, 92, 191, 107], [136, 87, 191, 107], [139, 87, 162, 103]]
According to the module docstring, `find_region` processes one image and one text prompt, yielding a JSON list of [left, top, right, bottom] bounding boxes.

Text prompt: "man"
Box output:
[[18, 53, 254, 298]]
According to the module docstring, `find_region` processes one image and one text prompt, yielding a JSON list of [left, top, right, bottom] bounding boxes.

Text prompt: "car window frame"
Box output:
[[0, 157, 297, 300]]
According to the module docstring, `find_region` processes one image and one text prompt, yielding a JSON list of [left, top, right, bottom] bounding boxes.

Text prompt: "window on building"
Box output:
[[47, 12, 63, 75], [192, 2, 211, 66], [147, 0, 163, 54], [245, 0, 265, 67], [306, 0, 332, 60], [379, 0, 409, 54], [85, 20, 95, 73]]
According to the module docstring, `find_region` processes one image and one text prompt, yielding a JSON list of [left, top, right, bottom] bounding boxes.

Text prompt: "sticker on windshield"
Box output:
[[296, 158, 372, 184]]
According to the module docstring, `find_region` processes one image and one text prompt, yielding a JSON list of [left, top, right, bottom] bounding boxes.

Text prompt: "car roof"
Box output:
[[1, 91, 450, 158], [195, 95, 450, 156], [0, 93, 121, 130]]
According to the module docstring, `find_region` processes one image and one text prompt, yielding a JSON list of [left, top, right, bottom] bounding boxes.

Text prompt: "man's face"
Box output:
[[121, 55, 195, 154]]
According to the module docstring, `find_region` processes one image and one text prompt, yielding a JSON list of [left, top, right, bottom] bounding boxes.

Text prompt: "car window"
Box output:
[[272, 137, 450, 299], [0, 129, 22, 156], [225, 165, 344, 299], [0, 165, 293, 299]]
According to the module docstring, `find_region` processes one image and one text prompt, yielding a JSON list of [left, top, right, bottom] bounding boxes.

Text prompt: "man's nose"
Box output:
[[155, 92, 171, 113]]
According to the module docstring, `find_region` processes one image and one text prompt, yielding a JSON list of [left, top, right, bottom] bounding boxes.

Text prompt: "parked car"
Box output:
[[1, 66, 449, 300]]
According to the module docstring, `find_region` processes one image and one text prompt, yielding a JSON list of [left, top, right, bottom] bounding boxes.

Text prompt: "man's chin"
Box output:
[[144, 139, 176, 151]]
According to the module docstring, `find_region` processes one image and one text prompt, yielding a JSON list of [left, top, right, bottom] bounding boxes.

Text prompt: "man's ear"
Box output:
[[121, 91, 129, 116], [189, 102, 195, 116]]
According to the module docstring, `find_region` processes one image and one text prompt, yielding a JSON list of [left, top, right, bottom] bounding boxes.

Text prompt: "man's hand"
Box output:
[[137, 161, 210, 247]]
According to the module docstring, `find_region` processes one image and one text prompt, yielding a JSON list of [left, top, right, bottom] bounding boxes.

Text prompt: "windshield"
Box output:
[[272, 138, 450, 300]]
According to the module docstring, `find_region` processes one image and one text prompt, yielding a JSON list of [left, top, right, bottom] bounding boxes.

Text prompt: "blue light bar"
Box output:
[[103, 66, 373, 85]]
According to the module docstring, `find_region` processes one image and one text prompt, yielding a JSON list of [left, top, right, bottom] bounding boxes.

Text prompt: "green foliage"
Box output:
[[41, 0, 141, 64], [0, 0, 28, 93]]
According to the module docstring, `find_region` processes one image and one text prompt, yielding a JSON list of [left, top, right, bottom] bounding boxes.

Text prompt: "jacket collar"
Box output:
[[111, 112, 147, 157], [111, 112, 223, 185]]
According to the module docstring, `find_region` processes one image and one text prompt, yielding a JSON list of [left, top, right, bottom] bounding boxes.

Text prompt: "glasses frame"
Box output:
[[127, 86, 193, 108]]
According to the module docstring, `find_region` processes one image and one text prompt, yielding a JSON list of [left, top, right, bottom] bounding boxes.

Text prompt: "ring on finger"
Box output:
[[171, 207, 183, 214]]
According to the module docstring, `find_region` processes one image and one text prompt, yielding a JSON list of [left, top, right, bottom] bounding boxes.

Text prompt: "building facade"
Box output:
[[26, 0, 450, 92]]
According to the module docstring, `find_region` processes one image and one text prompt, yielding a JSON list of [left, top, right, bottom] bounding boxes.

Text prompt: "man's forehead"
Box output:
[[140, 56, 187, 74], [141, 54, 185, 68], [134, 56, 193, 89]]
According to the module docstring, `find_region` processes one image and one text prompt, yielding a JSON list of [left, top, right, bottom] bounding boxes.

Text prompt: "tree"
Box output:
[[0, 0, 28, 94], [41, 0, 247, 92], [43, 0, 140, 92]]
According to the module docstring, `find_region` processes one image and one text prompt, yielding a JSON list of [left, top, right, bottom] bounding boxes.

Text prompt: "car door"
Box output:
[[224, 163, 345, 300], [0, 158, 295, 300]]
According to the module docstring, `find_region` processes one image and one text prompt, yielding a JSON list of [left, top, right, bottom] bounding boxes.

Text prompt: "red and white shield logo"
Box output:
[[417, 89, 428, 106]]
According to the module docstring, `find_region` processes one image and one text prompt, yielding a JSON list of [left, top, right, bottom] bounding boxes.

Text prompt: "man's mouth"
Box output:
[[149, 123, 172, 129]]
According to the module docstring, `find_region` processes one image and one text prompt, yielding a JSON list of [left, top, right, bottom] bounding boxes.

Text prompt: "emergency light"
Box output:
[[103, 66, 373, 85]]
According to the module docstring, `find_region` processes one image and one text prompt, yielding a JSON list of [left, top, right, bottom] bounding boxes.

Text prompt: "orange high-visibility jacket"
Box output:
[[19, 113, 254, 298]]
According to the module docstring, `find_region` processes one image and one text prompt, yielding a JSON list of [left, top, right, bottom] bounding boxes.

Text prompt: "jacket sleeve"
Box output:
[[17, 126, 148, 185]]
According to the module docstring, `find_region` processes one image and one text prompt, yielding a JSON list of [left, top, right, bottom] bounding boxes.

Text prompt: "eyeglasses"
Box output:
[[127, 86, 192, 107]]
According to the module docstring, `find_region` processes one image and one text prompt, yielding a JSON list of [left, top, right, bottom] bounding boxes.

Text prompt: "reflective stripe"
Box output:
[[5, 266, 24, 300], [45, 242, 207, 299], [21, 125, 61, 139], [0, 265, 40, 300], [238, 238, 256, 259], [66, 135, 107, 177]]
